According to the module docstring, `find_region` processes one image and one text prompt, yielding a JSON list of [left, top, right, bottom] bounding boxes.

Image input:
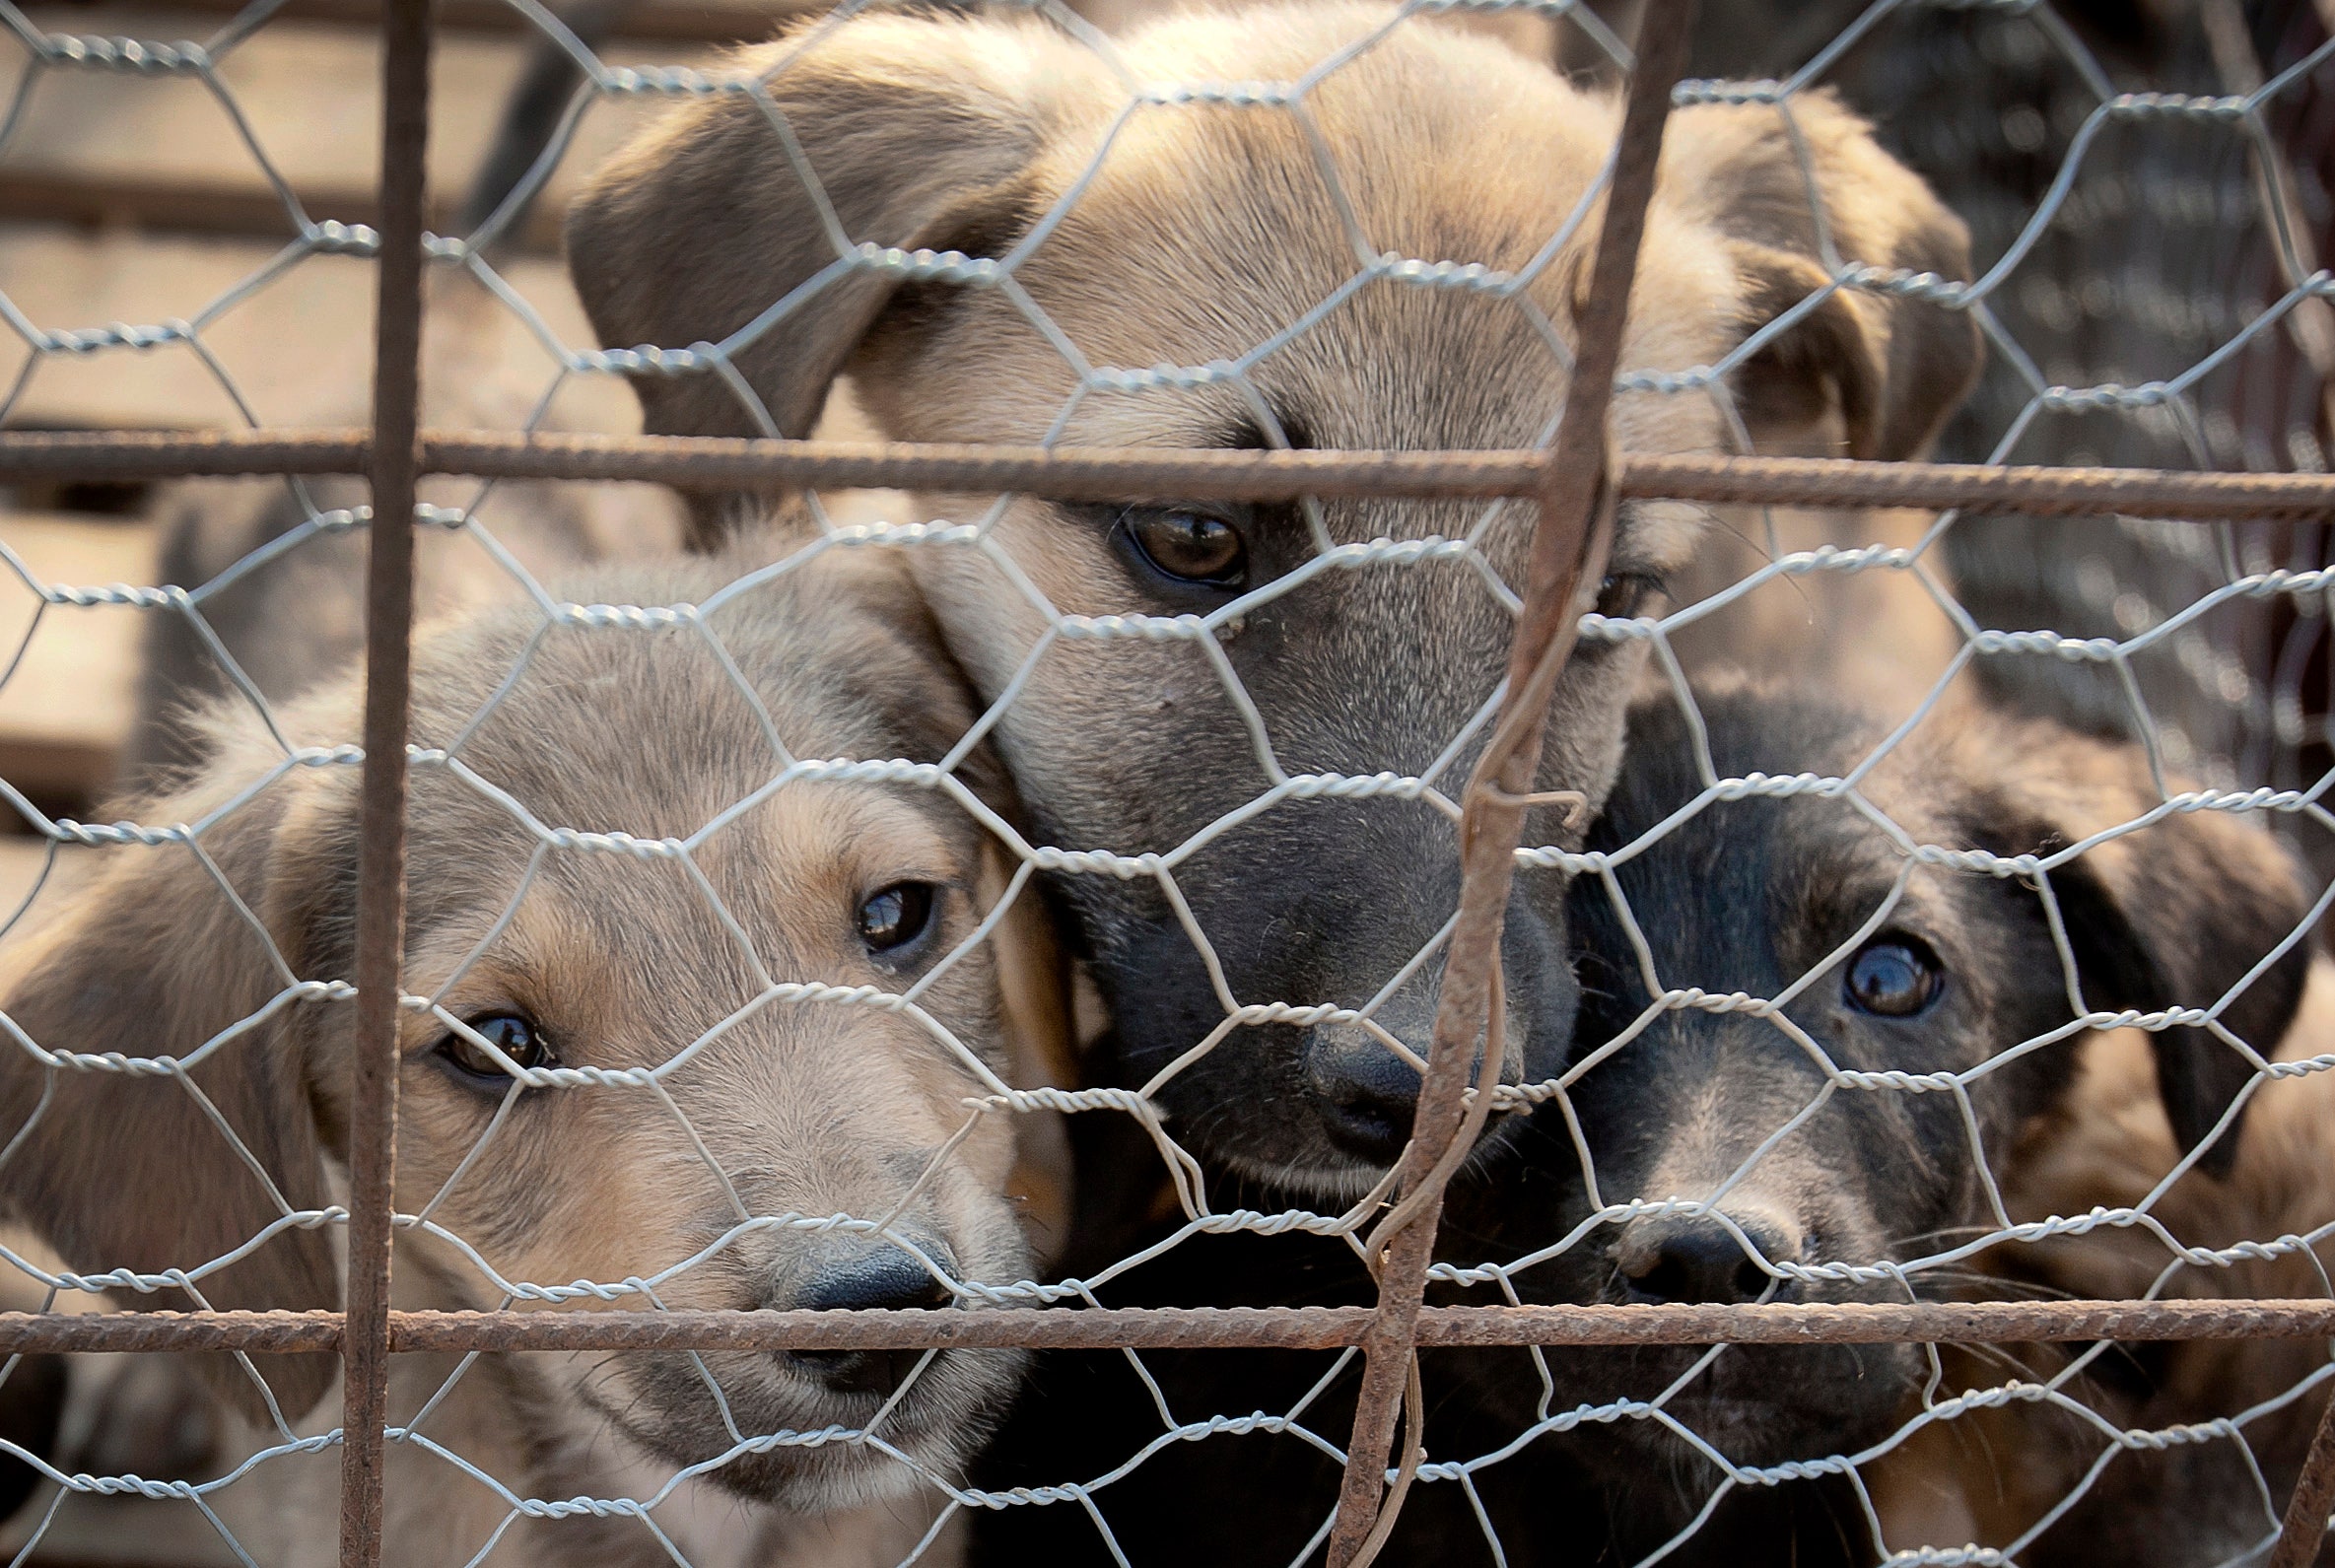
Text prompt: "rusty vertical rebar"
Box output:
[[1320, 8, 1696, 1564], [338, 0, 431, 1558]]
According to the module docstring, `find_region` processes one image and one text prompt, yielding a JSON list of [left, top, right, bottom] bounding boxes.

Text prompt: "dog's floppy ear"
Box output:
[[1661, 88, 1981, 459], [1965, 733, 2314, 1175], [0, 755, 346, 1421], [566, 14, 1096, 515]]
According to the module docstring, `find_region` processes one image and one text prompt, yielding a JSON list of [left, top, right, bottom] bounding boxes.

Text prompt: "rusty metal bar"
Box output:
[[377, 1299, 2335, 1352], [8, 1298, 2335, 1355], [2275, 1388, 2335, 1568], [339, 0, 430, 1558], [1323, 9, 1693, 1564], [0, 430, 371, 477], [8, 429, 2335, 518], [0, 1311, 346, 1353], [423, 433, 1547, 500]]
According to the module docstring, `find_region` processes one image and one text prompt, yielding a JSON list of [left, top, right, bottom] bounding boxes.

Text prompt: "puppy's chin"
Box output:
[[1574, 1342, 1923, 1473], [1211, 1109, 1539, 1207], [1221, 1148, 1395, 1206], [587, 1345, 1029, 1511]]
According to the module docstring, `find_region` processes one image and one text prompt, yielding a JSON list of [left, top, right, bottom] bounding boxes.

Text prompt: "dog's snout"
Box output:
[[796, 1251, 955, 1315], [1303, 1030, 1423, 1165], [1616, 1213, 1800, 1306], [783, 1245, 956, 1398]]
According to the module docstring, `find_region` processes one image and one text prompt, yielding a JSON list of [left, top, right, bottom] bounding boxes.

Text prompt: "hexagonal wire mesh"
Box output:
[[4, 0, 2335, 1564]]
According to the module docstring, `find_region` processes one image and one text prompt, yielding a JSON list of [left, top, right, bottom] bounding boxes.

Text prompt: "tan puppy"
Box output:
[[1873, 963, 2335, 1565], [0, 545, 1069, 1566], [563, 3, 1984, 1201]]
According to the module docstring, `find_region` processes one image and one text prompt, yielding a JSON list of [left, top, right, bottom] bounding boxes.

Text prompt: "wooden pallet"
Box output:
[[0, 510, 156, 806], [7, 6, 728, 246], [0, 2, 682, 813]]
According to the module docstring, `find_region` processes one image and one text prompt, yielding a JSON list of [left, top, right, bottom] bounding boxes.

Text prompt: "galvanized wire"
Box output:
[[5, 1, 2335, 1566]]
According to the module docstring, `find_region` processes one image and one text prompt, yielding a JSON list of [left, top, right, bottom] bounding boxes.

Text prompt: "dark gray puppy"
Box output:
[[1513, 681, 2315, 1549]]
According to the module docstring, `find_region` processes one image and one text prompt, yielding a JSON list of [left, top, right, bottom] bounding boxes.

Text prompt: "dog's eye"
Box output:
[[1121, 507, 1248, 587], [1594, 573, 1664, 619], [1844, 938, 1944, 1017], [858, 882, 938, 955], [436, 1012, 552, 1085]]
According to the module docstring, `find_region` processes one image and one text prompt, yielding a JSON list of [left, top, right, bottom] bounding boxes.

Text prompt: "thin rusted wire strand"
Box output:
[[7, 430, 2335, 518], [6, 1300, 2335, 1354], [1325, 5, 1693, 1559], [2275, 1389, 2335, 1568]]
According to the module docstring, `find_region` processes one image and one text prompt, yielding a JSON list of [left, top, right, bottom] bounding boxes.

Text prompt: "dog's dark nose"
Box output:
[[1617, 1215, 1795, 1306], [786, 1250, 954, 1398], [1304, 1032, 1423, 1164]]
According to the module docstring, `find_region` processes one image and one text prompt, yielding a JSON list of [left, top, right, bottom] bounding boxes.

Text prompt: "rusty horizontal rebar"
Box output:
[[8, 1299, 2335, 1355], [0, 429, 372, 478], [0, 1310, 345, 1352], [9, 429, 2335, 518]]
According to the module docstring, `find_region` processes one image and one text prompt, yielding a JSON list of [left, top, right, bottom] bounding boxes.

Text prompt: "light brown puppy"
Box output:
[[0, 544, 1069, 1567], [1874, 963, 2335, 1565], [564, 3, 1984, 1199]]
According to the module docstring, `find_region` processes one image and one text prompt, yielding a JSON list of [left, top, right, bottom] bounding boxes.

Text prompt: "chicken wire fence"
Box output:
[[0, 0, 2332, 1564]]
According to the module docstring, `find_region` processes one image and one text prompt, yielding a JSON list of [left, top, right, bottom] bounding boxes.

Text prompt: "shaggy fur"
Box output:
[[1873, 965, 2335, 1564]]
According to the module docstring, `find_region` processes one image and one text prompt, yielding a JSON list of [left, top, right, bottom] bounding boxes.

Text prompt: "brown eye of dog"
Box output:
[[858, 882, 938, 955], [1845, 938, 1944, 1017], [1123, 507, 1248, 587], [436, 1012, 550, 1084], [1595, 573, 1663, 619]]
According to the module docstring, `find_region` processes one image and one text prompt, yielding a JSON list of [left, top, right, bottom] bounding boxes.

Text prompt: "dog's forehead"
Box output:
[[409, 592, 950, 828], [990, 20, 1739, 453], [393, 568, 990, 966], [1620, 696, 1926, 923], [415, 770, 980, 936]]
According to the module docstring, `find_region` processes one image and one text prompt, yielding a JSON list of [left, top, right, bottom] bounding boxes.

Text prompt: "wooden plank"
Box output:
[[31, 0, 803, 44], [5, 11, 713, 218], [0, 511, 158, 807], [0, 169, 565, 254], [0, 236, 636, 434]]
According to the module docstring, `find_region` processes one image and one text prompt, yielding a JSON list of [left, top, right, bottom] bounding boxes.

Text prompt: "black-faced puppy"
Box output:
[[562, 3, 1981, 1199], [0, 546, 1065, 1565], [1513, 682, 2311, 1558]]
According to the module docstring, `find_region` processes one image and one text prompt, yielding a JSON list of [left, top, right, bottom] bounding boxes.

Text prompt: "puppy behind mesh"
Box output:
[[1504, 681, 2314, 1559], [0, 543, 1069, 1565]]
